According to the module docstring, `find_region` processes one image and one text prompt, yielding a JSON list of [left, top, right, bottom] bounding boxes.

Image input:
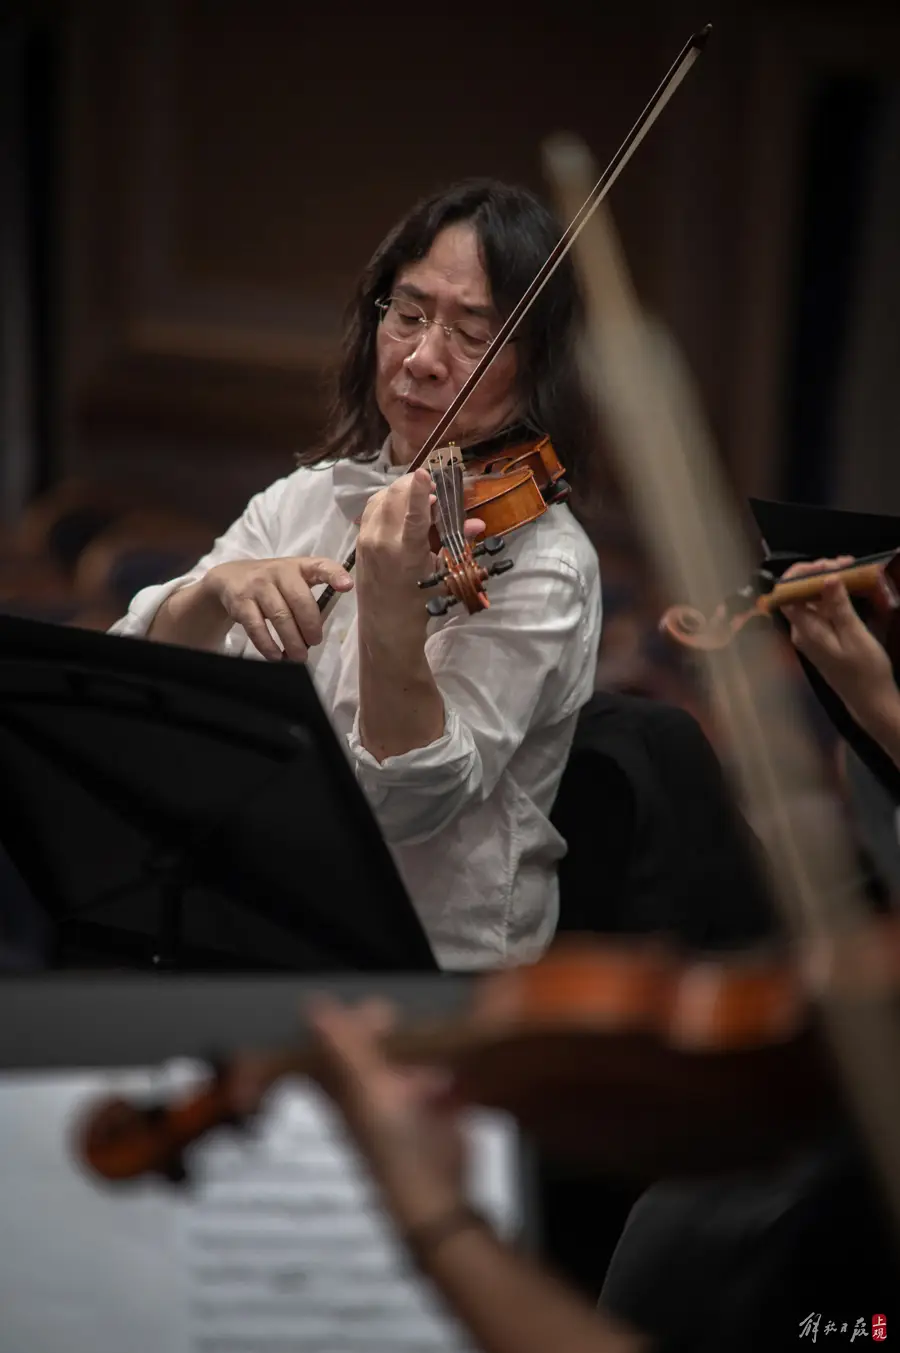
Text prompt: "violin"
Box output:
[[73, 927, 896, 1189], [416, 426, 571, 617], [659, 549, 900, 652]]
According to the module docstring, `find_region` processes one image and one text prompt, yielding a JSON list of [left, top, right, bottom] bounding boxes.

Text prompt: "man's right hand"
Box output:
[[200, 556, 354, 662]]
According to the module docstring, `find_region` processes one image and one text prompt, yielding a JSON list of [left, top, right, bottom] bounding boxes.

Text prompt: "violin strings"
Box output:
[[431, 457, 452, 556], [448, 451, 467, 560], [775, 548, 898, 581], [430, 452, 465, 565]]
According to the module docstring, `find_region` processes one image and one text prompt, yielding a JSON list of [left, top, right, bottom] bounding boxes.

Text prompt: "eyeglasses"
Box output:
[[375, 296, 497, 366]]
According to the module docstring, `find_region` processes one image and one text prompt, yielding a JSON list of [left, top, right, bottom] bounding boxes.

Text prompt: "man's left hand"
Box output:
[[356, 470, 484, 632]]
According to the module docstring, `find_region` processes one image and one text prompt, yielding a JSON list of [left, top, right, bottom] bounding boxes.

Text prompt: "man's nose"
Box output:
[[403, 323, 450, 381]]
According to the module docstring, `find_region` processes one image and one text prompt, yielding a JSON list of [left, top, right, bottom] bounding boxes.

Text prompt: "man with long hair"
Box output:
[[111, 180, 602, 970]]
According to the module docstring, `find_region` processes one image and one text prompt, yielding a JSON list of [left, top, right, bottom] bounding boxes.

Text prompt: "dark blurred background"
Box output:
[[2, 0, 900, 1301], [1, 0, 899, 642]]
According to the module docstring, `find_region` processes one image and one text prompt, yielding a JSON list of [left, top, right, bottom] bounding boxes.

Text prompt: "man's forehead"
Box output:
[[395, 225, 492, 305], [393, 268, 493, 316]]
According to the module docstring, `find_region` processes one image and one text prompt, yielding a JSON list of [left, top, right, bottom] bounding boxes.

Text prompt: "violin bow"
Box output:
[[541, 135, 900, 1244], [316, 24, 712, 618]]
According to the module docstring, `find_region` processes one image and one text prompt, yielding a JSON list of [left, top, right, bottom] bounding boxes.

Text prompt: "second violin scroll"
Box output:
[[660, 550, 900, 652]]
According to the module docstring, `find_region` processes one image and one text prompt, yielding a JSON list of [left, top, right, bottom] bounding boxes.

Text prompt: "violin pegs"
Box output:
[[751, 567, 777, 596], [426, 594, 458, 617], [417, 569, 447, 591], [488, 558, 515, 578], [206, 1049, 229, 1082], [472, 536, 505, 558], [543, 478, 571, 504], [161, 1153, 189, 1185]]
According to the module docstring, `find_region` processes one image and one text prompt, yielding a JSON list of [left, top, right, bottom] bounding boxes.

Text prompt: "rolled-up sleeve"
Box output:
[[348, 697, 481, 845], [107, 479, 286, 650], [346, 551, 601, 845]]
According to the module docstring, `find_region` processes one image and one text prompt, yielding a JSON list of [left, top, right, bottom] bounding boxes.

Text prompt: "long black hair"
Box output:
[[301, 178, 602, 496]]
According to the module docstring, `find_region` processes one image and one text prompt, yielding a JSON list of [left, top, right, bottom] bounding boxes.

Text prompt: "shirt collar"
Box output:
[[331, 437, 407, 524]]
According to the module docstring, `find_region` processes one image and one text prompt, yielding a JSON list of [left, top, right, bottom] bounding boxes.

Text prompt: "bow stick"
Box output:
[[541, 133, 900, 1244], [316, 24, 712, 619]]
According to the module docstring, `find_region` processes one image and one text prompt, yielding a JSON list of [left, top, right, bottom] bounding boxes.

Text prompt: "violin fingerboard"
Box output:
[[427, 445, 467, 546]]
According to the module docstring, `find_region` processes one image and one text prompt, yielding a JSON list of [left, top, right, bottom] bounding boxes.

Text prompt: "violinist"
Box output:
[[591, 558, 900, 1350], [779, 555, 900, 770], [110, 179, 602, 970]]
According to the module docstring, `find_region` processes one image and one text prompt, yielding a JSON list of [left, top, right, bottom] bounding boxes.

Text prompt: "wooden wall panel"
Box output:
[[61, 0, 882, 517]]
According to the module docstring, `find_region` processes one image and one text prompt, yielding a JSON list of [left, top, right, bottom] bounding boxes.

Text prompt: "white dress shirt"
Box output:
[[109, 444, 602, 970]]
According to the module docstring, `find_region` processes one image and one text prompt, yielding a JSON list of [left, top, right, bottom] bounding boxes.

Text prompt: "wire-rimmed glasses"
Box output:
[[375, 296, 497, 366]]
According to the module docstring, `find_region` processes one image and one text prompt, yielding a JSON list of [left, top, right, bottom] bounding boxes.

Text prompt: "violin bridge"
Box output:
[[427, 444, 467, 546], [426, 442, 464, 471]]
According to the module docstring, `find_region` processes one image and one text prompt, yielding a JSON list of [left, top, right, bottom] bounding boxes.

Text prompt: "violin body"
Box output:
[[74, 927, 900, 1188], [420, 433, 570, 616], [425, 433, 569, 551], [466, 433, 570, 534]]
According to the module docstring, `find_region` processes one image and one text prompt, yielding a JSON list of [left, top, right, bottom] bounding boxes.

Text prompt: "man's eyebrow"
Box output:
[[458, 301, 495, 319], [393, 281, 495, 319], [393, 281, 429, 301]]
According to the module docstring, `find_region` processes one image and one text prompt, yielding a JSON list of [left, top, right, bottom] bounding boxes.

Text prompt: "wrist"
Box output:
[[170, 573, 222, 619], [358, 612, 429, 668], [357, 576, 428, 643], [400, 1202, 491, 1271], [386, 1178, 466, 1231], [184, 577, 231, 637], [852, 681, 900, 744], [148, 574, 231, 647]]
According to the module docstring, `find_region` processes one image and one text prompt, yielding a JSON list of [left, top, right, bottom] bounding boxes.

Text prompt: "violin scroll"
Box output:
[[660, 553, 900, 653], [418, 535, 514, 617], [80, 1095, 192, 1184], [658, 603, 739, 651], [76, 1049, 301, 1184]]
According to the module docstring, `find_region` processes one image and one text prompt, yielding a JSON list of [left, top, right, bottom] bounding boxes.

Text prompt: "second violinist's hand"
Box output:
[[308, 996, 467, 1231], [780, 556, 898, 729], [309, 998, 653, 1353]]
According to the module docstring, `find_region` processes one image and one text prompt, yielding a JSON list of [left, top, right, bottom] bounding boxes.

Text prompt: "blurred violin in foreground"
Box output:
[[660, 548, 900, 651], [74, 926, 900, 1188]]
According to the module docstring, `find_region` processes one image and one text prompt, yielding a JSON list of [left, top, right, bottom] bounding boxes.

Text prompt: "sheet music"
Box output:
[[0, 1069, 522, 1353], [177, 1082, 519, 1353]]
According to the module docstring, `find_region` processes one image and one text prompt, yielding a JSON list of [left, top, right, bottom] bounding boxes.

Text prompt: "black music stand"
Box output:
[[0, 615, 437, 973]]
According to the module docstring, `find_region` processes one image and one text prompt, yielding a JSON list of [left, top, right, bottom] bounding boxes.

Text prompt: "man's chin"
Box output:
[[388, 407, 449, 463]]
